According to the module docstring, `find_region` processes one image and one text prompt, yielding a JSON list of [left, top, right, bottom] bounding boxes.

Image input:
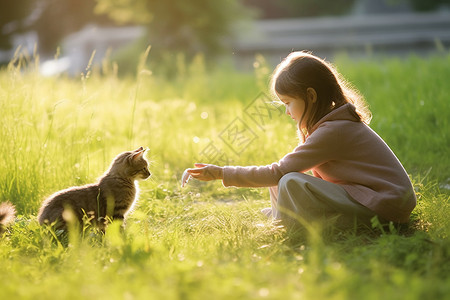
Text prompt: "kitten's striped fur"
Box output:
[[0, 202, 16, 234], [38, 147, 151, 231]]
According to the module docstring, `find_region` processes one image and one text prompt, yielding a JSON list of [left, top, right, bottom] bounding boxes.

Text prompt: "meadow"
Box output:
[[0, 50, 449, 299]]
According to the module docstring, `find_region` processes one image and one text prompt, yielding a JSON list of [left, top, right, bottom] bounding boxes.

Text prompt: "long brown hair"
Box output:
[[270, 51, 371, 141]]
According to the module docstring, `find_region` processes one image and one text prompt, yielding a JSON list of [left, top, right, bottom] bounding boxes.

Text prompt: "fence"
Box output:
[[231, 11, 450, 68]]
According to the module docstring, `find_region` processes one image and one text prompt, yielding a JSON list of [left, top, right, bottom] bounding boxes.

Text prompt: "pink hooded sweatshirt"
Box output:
[[222, 103, 416, 223]]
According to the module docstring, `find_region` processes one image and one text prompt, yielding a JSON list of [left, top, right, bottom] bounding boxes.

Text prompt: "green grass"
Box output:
[[0, 51, 449, 299]]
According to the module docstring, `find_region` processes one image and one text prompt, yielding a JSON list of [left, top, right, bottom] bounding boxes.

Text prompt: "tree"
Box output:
[[242, 0, 357, 19], [0, 0, 34, 50], [32, 0, 114, 55], [408, 0, 449, 11], [94, 0, 251, 59], [1, 0, 114, 57]]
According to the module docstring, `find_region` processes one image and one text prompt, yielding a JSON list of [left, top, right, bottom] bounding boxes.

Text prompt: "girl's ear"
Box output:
[[306, 88, 317, 103]]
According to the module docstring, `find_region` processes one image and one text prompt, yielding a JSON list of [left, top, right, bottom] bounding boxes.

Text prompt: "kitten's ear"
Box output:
[[131, 147, 145, 161]]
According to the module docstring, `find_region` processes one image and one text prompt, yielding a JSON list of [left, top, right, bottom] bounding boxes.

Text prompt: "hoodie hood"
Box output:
[[310, 103, 361, 134]]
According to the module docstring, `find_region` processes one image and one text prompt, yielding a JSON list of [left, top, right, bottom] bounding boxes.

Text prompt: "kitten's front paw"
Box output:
[[181, 169, 191, 187]]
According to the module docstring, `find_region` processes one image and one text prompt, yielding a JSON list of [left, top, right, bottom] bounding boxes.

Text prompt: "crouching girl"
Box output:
[[186, 51, 416, 227]]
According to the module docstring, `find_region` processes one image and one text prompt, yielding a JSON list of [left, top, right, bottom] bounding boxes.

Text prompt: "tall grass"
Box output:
[[0, 50, 449, 299]]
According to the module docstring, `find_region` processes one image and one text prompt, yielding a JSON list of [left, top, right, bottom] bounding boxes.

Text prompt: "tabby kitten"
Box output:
[[0, 202, 16, 235], [38, 147, 151, 232]]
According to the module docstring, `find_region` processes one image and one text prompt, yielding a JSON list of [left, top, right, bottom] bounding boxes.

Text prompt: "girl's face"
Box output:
[[277, 93, 307, 128]]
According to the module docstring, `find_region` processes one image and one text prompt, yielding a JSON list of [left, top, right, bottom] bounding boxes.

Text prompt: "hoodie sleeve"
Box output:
[[222, 122, 343, 187]]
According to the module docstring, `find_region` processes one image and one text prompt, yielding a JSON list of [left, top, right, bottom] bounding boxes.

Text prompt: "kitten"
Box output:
[[38, 147, 151, 232], [0, 202, 16, 235]]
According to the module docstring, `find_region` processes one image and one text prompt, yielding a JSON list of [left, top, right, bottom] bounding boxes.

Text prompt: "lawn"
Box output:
[[0, 51, 449, 299]]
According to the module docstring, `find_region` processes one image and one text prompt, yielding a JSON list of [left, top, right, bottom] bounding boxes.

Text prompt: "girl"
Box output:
[[185, 51, 416, 226]]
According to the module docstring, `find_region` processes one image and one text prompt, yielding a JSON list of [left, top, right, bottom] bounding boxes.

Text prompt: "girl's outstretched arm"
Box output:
[[186, 163, 224, 181]]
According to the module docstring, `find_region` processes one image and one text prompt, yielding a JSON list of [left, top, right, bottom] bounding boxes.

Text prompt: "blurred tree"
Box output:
[[407, 0, 449, 11], [94, 0, 251, 59], [1, 0, 114, 55], [33, 0, 114, 55], [243, 0, 357, 19], [33, 0, 93, 54], [0, 0, 34, 49]]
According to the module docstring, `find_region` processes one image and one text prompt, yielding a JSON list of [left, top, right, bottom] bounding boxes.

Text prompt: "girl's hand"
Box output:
[[186, 163, 224, 181]]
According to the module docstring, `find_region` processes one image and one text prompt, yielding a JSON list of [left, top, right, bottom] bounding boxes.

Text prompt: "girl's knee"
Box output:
[[276, 173, 308, 210], [278, 172, 307, 191], [279, 172, 295, 188], [276, 173, 321, 222]]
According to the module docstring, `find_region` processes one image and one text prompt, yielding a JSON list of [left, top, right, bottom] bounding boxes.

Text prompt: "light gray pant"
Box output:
[[268, 172, 376, 226]]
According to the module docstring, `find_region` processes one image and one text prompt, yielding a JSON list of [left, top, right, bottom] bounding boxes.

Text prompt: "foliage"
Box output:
[[243, 0, 357, 19], [0, 0, 113, 56], [407, 0, 450, 11], [31, 0, 100, 54], [0, 0, 34, 49], [0, 51, 449, 299], [95, 0, 251, 60]]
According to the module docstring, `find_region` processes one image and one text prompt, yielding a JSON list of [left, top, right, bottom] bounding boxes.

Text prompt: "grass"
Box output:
[[0, 50, 449, 299]]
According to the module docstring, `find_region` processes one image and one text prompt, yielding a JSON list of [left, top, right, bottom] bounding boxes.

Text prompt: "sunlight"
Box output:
[[200, 111, 209, 119]]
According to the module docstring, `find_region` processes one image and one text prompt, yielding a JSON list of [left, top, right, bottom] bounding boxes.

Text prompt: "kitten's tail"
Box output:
[[0, 202, 16, 234]]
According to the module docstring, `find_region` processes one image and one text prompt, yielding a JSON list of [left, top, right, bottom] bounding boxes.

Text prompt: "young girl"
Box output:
[[185, 51, 416, 226]]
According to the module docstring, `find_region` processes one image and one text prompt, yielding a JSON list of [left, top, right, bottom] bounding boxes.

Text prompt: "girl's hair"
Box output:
[[270, 51, 371, 141]]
